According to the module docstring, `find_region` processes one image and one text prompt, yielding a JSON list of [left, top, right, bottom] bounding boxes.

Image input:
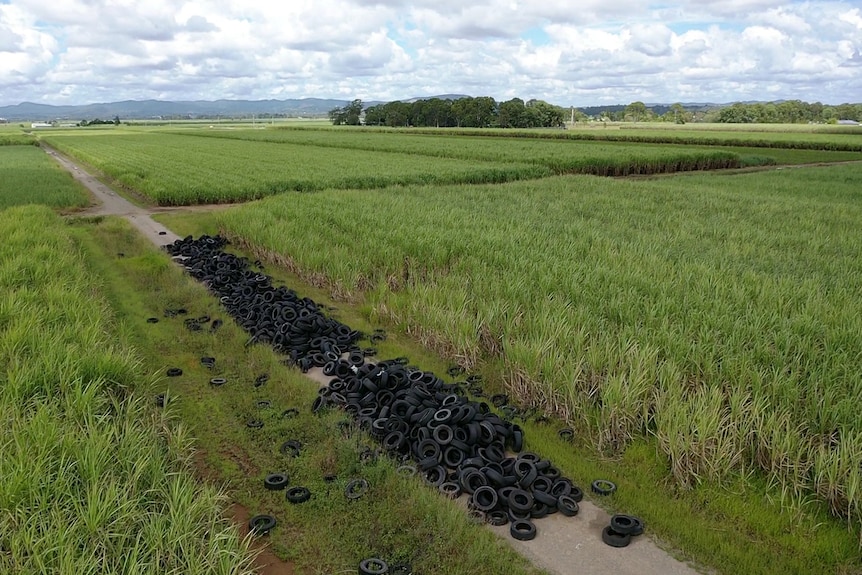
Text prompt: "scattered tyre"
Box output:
[[510, 519, 537, 541], [264, 473, 289, 491], [591, 479, 617, 496], [166, 367, 183, 377], [345, 478, 369, 500], [248, 514, 276, 536], [358, 558, 388, 575], [610, 514, 644, 536], [280, 439, 302, 457], [286, 486, 311, 504], [602, 525, 631, 548]]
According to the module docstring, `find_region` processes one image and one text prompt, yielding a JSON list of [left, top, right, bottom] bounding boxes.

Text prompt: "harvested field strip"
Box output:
[[215, 164, 862, 538], [0, 206, 256, 574], [0, 146, 90, 209], [180, 128, 743, 175], [39, 132, 548, 205]]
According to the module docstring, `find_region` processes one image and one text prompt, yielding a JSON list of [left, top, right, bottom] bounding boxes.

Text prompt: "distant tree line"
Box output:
[[330, 97, 862, 127], [712, 101, 862, 123], [329, 97, 567, 128], [79, 116, 121, 126]]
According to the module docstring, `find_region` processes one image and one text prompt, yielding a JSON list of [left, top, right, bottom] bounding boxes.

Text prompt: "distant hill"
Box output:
[[0, 96, 750, 122], [401, 94, 470, 103], [0, 98, 364, 121], [575, 103, 721, 116]]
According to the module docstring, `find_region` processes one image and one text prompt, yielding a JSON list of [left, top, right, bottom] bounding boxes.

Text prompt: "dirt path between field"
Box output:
[[49, 147, 704, 575]]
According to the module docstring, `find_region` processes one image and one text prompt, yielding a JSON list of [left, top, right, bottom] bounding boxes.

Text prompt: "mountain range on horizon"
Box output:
[[0, 96, 754, 122]]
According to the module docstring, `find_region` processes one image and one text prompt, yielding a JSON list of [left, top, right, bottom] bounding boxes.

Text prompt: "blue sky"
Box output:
[[0, 0, 860, 107]]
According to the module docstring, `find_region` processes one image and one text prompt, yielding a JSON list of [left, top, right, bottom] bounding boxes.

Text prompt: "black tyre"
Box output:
[[209, 377, 227, 387], [471, 486, 499, 512], [570, 484, 584, 502], [610, 514, 644, 536], [345, 478, 369, 500], [246, 418, 264, 429], [507, 488, 533, 513], [397, 464, 417, 477], [510, 519, 537, 541], [166, 367, 183, 377], [248, 514, 276, 536], [557, 495, 579, 517], [358, 557, 388, 575], [602, 525, 631, 548], [591, 479, 617, 496], [439, 482, 461, 499], [280, 439, 302, 457], [286, 486, 311, 504], [486, 510, 509, 526], [264, 473, 289, 491]]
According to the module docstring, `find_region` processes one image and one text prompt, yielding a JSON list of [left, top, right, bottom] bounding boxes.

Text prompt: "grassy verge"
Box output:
[[160, 164, 862, 574], [71, 214, 545, 575], [0, 145, 91, 209], [0, 206, 256, 574]]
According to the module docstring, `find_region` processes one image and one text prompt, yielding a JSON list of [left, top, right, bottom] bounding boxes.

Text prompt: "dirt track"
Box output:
[[50, 147, 703, 575]]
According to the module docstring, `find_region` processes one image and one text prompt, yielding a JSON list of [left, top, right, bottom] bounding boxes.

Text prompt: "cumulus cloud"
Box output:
[[0, 0, 859, 106]]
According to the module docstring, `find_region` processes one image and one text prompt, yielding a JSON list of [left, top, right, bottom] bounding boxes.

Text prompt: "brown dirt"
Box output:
[[230, 503, 296, 575]]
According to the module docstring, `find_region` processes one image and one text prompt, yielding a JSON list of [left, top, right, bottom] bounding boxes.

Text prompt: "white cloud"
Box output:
[[0, 0, 859, 106]]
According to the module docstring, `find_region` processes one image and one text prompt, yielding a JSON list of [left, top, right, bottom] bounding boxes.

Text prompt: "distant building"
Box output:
[[837, 119, 860, 125], [0, 117, 8, 124], [30, 122, 53, 128]]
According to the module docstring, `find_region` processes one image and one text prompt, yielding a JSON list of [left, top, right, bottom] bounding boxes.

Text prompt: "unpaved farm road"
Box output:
[[50, 147, 704, 575]]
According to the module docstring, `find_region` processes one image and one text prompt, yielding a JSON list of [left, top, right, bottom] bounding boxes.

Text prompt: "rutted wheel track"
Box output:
[[48, 146, 702, 575]]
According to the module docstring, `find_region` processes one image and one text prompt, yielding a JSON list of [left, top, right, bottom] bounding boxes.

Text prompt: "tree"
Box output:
[[668, 103, 687, 124], [328, 99, 363, 125], [498, 98, 525, 128], [625, 101, 649, 123]]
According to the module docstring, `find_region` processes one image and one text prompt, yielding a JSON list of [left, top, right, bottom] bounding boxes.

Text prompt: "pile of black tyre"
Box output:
[[316, 358, 584, 540], [165, 235, 583, 540], [165, 235, 361, 365]]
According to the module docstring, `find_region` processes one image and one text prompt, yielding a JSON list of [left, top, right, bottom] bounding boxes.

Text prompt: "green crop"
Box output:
[[0, 146, 90, 209], [0, 206, 256, 574], [216, 163, 862, 535], [39, 132, 548, 205]]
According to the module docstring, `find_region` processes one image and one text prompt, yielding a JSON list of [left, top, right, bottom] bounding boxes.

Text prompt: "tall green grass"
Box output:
[[178, 127, 743, 175], [216, 163, 862, 534], [0, 134, 37, 146], [366, 125, 862, 151], [40, 132, 548, 205], [0, 146, 90, 209], [0, 206, 256, 574]]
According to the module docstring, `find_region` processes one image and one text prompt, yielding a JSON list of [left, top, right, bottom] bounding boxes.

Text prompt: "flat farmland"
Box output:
[[40, 132, 549, 205], [215, 162, 862, 540], [179, 127, 743, 174]]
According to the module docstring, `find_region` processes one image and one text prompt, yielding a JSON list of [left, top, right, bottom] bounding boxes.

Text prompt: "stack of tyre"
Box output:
[[165, 235, 361, 363], [317, 357, 584, 540]]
